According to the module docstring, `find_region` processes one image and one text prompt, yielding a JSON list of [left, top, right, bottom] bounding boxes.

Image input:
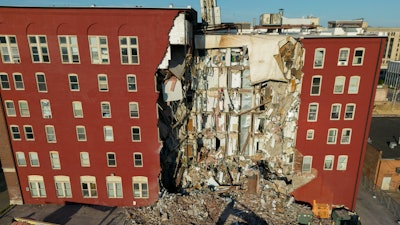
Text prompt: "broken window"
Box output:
[[330, 104, 341, 120], [340, 128, 352, 144], [313, 48, 325, 68], [132, 176, 148, 198], [327, 128, 338, 144], [0, 35, 20, 63], [119, 36, 139, 64], [307, 103, 318, 121], [337, 155, 348, 170], [302, 156, 313, 173], [348, 76, 360, 94], [323, 155, 334, 170], [333, 76, 345, 94], [310, 76, 322, 95], [338, 48, 349, 66], [352, 48, 365, 65], [344, 104, 356, 120]]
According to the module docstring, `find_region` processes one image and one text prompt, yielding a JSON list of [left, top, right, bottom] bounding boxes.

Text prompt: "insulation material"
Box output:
[[162, 76, 183, 102]]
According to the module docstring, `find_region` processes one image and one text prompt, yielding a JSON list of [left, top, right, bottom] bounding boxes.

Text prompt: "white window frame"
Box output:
[[344, 104, 356, 120], [348, 76, 360, 94], [80, 152, 90, 167], [18, 100, 30, 117], [333, 76, 345, 94], [40, 99, 52, 118], [352, 48, 365, 66], [119, 36, 139, 64], [88, 36, 109, 64], [13, 73, 25, 90], [0, 73, 10, 90], [104, 126, 114, 142], [72, 101, 83, 118], [29, 152, 40, 167], [23, 125, 35, 141], [327, 128, 338, 144], [131, 126, 141, 142], [76, 125, 87, 141], [306, 129, 314, 140], [313, 48, 325, 68], [35, 73, 47, 92], [45, 125, 57, 143], [132, 176, 148, 199], [129, 102, 139, 118], [50, 151, 61, 170], [98, 74, 108, 92], [330, 103, 341, 120], [323, 155, 334, 171], [341, 128, 352, 144], [107, 152, 116, 167], [310, 75, 322, 96], [337, 155, 348, 171], [307, 103, 319, 122], [0, 35, 20, 63], [4, 100, 16, 117], [58, 35, 80, 64], [68, 74, 79, 91], [302, 156, 312, 173], [28, 175, 46, 198], [127, 74, 137, 92], [16, 151, 26, 166], [80, 176, 97, 198], [28, 35, 50, 63], [10, 125, 21, 140], [133, 153, 143, 167], [54, 175, 72, 198], [338, 48, 349, 66], [106, 176, 123, 198], [101, 101, 111, 118]]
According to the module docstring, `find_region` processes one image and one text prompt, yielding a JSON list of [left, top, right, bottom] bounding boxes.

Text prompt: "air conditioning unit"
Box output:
[[338, 61, 347, 66]]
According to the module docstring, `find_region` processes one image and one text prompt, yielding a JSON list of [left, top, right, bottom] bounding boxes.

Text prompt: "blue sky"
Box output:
[[1, 0, 399, 27]]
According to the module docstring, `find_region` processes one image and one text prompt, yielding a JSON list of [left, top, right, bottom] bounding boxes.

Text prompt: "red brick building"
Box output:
[[294, 35, 386, 210], [0, 6, 195, 206]]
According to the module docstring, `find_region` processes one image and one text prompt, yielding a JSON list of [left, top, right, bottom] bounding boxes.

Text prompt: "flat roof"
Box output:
[[369, 117, 400, 159]]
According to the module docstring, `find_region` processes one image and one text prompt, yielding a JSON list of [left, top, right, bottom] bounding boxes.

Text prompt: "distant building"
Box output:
[[328, 19, 368, 29], [366, 28, 400, 71]]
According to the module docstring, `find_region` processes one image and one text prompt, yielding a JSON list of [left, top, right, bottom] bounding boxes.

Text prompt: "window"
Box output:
[[323, 155, 334, 170], [28, 175, 46, 197], [352, 48, 365, 65], [5, 100, 16, 116], [40, 99, 52, 118], [36, 73, 47, 92], [306, 129, 314, 140], [313, 48, 325, 68], [348, 76, 360, 94], [337, 155, 348, 170], [54, 176, 72, 198], [18, 100, 30, 117], [28, 35, 50, 63], [310, 76, 322, 95], [72, 101, 83, 118], [133, 153, 143, 167], [68, 74, 79, 91], [327, 128, 338, 144], [50, 151, 61, 169], [307, 103, 318, 122], [0, 73, 10, 89], [341, 128, 352, 144], [10, 125, 21, 140], [344, 104, 356, 120], [302, 156, 312, 173], [104, 126, 114, 142], [338, 48, 349, 66], [132, 176, 148, 198], [23, 125, 34, 141], [127, 74, 137, 91], [98, 74, 108, 91], [131, 126, 141, 142], [0, 35, 20, 63], [76, 126, 87, 141], [45, 125, 56, 143], [106, 176, 122, 198], [80, 176, 97, 198], [29, 152, 40, 167], [129, 102, 139, 118], [333, 76, 345, 94], [120, 36, 139, 64], [80, 152, 90, 167], [101, 102, 111, 118], [13, 73, 24, 90], [16, 152, 26, 166], [58, 35, 80, 63], [107, 152, 116, 167], [330, 104, 341, 120], [88, 36, 109, 64]]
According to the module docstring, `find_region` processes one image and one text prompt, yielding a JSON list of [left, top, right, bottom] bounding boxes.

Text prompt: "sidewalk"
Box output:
[[373, 101, 400, 117]]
